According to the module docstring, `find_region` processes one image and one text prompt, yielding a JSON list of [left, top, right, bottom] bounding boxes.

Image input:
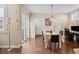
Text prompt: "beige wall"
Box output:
[[20, 5, 29, 17], [67, 14, 71, 31], [8, 4, 21, 48], [0, 4, 22, 48]]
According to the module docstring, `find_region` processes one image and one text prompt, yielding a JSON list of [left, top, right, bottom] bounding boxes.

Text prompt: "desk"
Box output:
[[70, 31, 79, 35], [44, 32, 62, 48], [70, 31, 79, 43]]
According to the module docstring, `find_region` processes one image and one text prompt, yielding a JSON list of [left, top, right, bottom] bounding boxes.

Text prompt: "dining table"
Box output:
[[44, 32, 62, 49]]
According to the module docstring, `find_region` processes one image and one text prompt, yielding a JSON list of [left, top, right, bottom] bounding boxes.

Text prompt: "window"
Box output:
[[0, 8, 5, 32], [71, 11, 79, 21], [70, 10, 79, 26]]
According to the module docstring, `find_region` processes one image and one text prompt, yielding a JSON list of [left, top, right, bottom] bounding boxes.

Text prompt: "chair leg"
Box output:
[[58, 42, 59, 49], [54, 43, 56, 49], [50, 42, 52, 50], [50, 42, 59, 49]]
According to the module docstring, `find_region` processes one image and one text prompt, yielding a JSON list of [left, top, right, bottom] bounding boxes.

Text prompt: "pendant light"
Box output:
[[50, 4, 55, 21]]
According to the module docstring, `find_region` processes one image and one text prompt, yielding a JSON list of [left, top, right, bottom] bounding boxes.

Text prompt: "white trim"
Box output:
[[0, 45, 22, 48], [0, 45, 9, 48]]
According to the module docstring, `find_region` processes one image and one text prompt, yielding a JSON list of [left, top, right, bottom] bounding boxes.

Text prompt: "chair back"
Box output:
[[42, 31, 44, 41], [60, 31, 63, 36], [64, 28, 70, 37], [51, 35, 59, 42]]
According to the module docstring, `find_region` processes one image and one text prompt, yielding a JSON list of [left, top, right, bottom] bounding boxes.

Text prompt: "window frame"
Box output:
[[0, 5, 7, 33]]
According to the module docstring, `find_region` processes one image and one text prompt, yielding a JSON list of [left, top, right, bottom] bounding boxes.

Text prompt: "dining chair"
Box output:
[[42, 31, 45, 46], [50, 35, 59, 50]]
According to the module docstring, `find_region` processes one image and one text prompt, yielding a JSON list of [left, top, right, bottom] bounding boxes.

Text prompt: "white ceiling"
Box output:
[[25, 4, 79, 14]]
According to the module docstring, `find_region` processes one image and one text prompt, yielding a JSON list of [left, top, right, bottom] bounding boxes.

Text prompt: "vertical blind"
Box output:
[[0, 8, 4, 32]]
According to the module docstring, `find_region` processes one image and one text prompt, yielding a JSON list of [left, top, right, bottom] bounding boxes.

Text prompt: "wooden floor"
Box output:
[[0, 36, 79, 54], [22, 36, 75, 54]]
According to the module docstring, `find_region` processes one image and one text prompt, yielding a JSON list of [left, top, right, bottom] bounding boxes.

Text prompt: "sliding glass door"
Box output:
[[21, 14, 29, 43]]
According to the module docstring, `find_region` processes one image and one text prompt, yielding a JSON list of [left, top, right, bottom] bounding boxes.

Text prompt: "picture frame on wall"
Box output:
[[45, 18, 51, 26]]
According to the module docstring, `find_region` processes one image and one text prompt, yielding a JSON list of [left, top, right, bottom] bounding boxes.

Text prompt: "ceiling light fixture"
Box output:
[[50, 4, 55, 21]]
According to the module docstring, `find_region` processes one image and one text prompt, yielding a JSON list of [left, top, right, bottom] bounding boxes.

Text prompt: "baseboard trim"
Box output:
[[0, 45, 9, 48], [22, 39, 28, 44], [0, 45, 22, 48], [10, 45, 22, 48]]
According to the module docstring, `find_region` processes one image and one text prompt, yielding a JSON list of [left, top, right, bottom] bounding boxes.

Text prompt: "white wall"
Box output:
[[53, 14, 68, 31], [30, 13, 68, 35], [30, 22, 35, 38], [7, 4, 21, 48], [32, 18, 44, 35]]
